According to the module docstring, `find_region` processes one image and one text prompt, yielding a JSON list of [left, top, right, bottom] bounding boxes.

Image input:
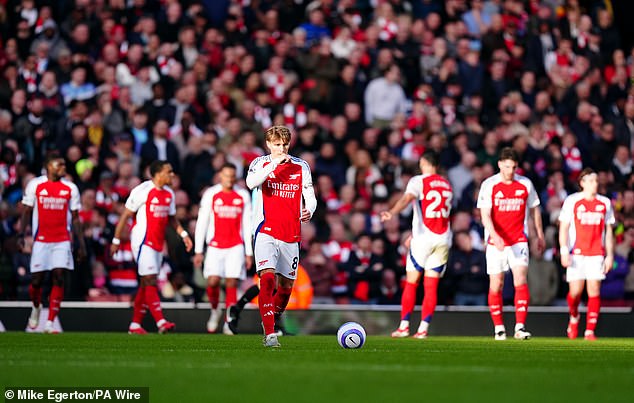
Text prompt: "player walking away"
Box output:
[[559, 168, 615, 340], [21, 154, 87, 333], [110, 160, 193, 334], [246, 125, 316, 347], [194, 163, 253, 335], [477, 147, 545, 340], [380, 151, 452, 339]]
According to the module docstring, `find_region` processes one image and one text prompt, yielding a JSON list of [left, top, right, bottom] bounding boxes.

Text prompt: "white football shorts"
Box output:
[[203, 244, 247, 279], [406, 235, 449, 275], [566, 255, 605, 282], [30, 241, 74, 273], [132, 243, 162, 276], [254, 232, 299, 280], [485, 242, 529, 275]]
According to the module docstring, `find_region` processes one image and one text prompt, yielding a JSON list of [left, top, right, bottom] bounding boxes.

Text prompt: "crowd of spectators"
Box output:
[[0, 0, 633, 308]]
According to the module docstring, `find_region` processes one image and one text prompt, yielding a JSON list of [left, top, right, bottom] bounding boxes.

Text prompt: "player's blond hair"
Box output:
[[264, 125, 291, 144]]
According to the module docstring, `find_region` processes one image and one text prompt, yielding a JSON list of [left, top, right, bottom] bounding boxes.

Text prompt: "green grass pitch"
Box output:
[[2, 333, 633, 403]]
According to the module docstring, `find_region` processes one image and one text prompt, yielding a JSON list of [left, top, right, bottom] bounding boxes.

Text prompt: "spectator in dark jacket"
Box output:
[[446, 231, 488, 305]]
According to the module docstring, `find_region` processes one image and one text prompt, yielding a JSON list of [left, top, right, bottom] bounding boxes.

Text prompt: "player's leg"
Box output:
[[128, 283, 147, 334], [272, 241, 298, 336], [222, 277, 239, 335], [205, 275, 222, 333], [583, 256, 605, 340], [392, 269, 420, 338], [226, 283, 260, 334], [254, 233, 280, 347], [203, 247, 225, 332], [584, 279, 601, 340], [221, 245, 245, 335], [486, 246, 507, 339], [509, 243, 531, 339], [44, 242, 73, 333], [413, 243, 448, 339], [137, 247, 173, 333], [27, 271, 45, 330], [44, 268, 65, 333], [415, 271, 443, 339], [28, 241, 47, 330], [566, 279, 584, 339]]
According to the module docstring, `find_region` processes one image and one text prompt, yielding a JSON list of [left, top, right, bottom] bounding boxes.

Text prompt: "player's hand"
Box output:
[[300, 208, 312, 222], [403, 234, 412, 249], [560, 251, 571, 268], [76, 244, 87, 263], [603, 255, 614, 274], [491, 233, 505, 251], [380, 211, 393, 222], [536, 235, 546, 254], [182, 235, 193, 252], [110, 243, 120, 256], [245, 255, 253, 270], [193, 253, 204, 268], [275, 154, 290, 165], [17, 234, 25, 251]]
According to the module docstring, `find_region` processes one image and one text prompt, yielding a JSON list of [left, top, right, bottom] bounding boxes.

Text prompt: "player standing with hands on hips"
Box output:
[[111, 160, 193, 334], [559, 168, 615, 340], [477, 148, 545, 340], [21, 154, 87, 333], [246, 125, 316, 347]]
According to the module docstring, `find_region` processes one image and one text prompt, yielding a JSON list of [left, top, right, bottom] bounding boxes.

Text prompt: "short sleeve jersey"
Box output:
[[477, 173, 540, 246], [22, 176, 80, 243]]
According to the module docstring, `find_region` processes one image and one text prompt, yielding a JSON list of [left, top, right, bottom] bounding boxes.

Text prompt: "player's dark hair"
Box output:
[[149, 160, 170, 177], [44, 152, 63, 167], [221, 162, 237, 171], [421, 150, 440, 167], [499, 147, 519, 163], [578, 167, 596, 184]]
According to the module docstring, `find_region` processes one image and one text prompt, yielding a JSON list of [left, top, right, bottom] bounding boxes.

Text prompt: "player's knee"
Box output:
[[51, 271, 65, 286]]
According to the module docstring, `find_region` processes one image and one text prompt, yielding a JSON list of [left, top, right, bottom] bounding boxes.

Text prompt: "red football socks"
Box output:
[[567, 293, 581, 318], [259, 272, 276, 336], [225, 286, 237, 309], [421, 277, 439, 323], [145, 285, 165, 323], [586, 296, 601, 332], [29, 284, 42, 308], [400, 282, 417, 321], [514, 284, 529, 325], [132, 286, 146, 325], [488, 291, 504, 327], [274, 286, 293, 320], [206, 286, 220, 310], [47, 285, 64, 321]]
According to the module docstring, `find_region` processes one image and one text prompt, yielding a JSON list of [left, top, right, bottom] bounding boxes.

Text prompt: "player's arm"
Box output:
[[245, 156, 287, 190], [480, 206, 504, 251], [603, 223, 614, 274], [241, 190, 254, 269], [301, 165, 316, 223], [18, 179, 36, 250], [531, 206, 545, 253], [71, 210, 87, 262], [111, 208, 135, 256], [558, 219, 572, 268], [193, 190, 212, 268], [380, 192, 416, 222], [527, 180, 545, 253], [169, 215, 193, 252]]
